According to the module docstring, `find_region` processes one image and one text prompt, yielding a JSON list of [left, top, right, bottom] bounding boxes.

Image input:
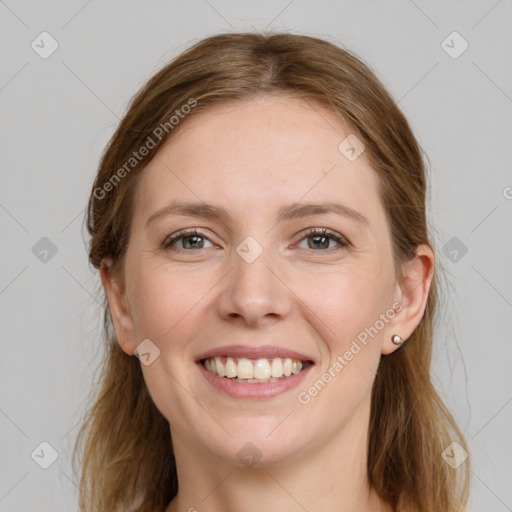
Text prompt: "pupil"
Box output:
[[310, 235, 328, 249], [185, 236, 203, 249]]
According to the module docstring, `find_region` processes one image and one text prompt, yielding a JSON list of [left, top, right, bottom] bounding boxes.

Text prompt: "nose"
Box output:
[[216, 242, 291, 328]]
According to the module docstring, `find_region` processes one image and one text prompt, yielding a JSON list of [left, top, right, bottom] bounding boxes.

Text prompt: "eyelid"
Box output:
[[294, 227, 350, 249], [162, 227, 349, 252], [162, 228, 217, 250]]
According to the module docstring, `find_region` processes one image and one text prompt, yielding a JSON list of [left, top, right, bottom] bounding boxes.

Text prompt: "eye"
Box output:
[[295, 228, 349, 251], [162, 230, 215, 250], [162, 228, 349, 252]]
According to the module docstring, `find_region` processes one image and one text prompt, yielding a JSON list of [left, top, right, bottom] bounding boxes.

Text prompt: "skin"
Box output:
[[101, 95, 434, 512]]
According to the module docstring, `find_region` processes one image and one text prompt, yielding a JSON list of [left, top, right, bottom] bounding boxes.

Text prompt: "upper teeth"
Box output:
[[203, 356, 305, 380]]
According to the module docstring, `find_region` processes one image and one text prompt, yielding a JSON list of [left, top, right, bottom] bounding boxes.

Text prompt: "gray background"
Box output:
[[1, 1, 511, 510]]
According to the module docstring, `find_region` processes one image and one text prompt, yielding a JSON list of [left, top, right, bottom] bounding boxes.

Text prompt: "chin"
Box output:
[[195, 417, 310, 468]]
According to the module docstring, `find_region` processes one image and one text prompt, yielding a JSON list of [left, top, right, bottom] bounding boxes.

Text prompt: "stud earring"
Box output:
[[391, 334, 404, 345]]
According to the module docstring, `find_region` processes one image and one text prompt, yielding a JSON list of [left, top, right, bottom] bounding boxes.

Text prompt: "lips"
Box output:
[[195, 344, 314, 399], [196, 344, 313, 362]]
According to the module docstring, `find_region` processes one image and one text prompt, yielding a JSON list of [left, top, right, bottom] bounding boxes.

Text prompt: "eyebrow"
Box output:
[[145, 201, 370, 229]]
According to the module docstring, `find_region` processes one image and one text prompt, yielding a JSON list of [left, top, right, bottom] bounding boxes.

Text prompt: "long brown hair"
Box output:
[[74, 31, 470, 512]]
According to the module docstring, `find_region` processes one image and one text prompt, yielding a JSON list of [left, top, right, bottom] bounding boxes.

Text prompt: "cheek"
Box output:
[[298, 265, 390, 352], [289, 270, 388, 443], [128, 260, 213, 349]]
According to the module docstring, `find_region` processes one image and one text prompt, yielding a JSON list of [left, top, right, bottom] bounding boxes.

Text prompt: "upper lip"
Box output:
[[196, 344, 314, 362]]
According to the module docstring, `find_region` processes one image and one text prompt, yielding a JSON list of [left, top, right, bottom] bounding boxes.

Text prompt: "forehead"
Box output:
[[133, 95, 384, 227]]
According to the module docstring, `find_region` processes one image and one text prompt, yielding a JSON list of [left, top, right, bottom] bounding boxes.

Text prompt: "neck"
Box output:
[[165, 401, 393, 512]]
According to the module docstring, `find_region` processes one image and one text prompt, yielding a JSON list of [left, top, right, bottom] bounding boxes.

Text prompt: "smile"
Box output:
[[196, 345, 315, 399], [201, 356, 312, 383]]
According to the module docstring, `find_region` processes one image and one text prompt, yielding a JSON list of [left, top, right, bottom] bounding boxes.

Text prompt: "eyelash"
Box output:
[[162, 228, 349, 252]]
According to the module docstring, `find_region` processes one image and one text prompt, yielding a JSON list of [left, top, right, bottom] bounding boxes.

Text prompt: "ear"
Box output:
[[381, 244, 435, 355], [100, 258, 136, 356]]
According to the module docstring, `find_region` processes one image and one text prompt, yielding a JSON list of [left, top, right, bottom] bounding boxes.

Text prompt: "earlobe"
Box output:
[[381, 244, 435, 356], [100, 258, 136, 356]]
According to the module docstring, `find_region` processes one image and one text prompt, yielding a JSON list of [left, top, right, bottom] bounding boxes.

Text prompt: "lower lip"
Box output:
[[197, 361, 313, 399]]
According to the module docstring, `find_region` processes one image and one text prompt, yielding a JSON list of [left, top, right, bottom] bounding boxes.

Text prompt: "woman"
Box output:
[[74, 32, 470, 512]]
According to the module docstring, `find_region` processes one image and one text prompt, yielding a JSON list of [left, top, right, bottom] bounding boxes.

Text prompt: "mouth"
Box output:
[[200, 356, 313, 384], [195, 345, 315, 399]]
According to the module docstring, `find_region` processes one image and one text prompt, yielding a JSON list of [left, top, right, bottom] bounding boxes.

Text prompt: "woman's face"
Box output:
[[106, 95, 417, 466]]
